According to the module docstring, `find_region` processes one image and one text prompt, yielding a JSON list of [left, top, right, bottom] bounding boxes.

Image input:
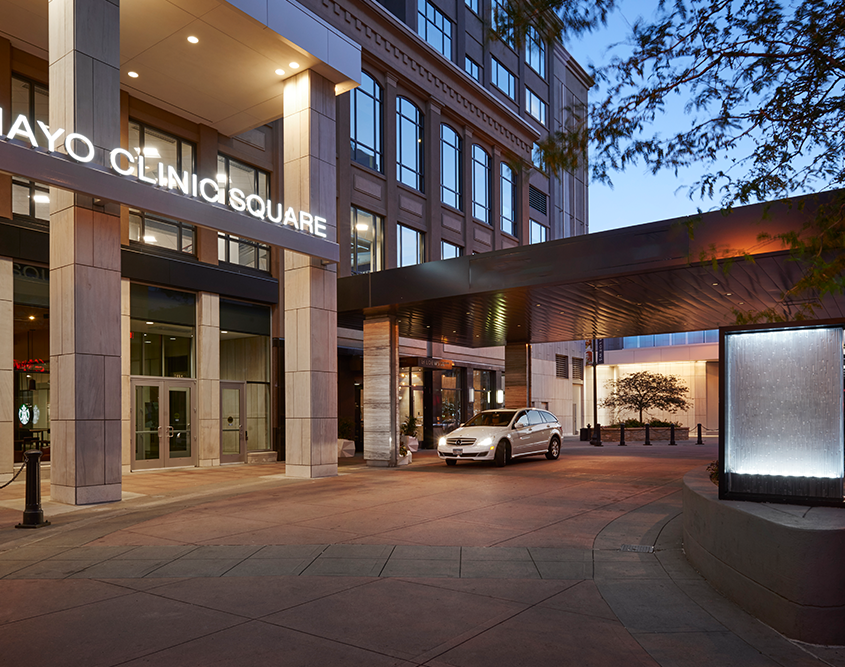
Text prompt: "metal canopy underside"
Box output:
[[338, 199, 845, 346]]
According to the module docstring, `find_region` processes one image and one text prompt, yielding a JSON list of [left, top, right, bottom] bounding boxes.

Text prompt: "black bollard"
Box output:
[[669, 424, 677, 446], [644, 424, 651, 446], [15, 450, 50, 529], [619, 424, 626, 446], [590, 422, 603, 447], [696, 423, 703, 445]]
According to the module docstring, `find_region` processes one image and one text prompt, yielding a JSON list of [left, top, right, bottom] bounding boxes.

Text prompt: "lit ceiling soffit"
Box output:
[[120, 0, 361, 137], [0, 0, 361, 139]]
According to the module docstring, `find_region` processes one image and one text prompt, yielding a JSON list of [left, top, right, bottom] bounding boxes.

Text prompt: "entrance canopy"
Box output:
[[338, 198, 845, 346]]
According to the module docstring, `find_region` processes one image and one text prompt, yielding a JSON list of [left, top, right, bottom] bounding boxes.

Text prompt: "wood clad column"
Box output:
[[49, 0, 122, 505], [504, 343, 531, 408], [283, 70, 338, 479], [0, 258, 12, 476], [363, 314, 399, 466]]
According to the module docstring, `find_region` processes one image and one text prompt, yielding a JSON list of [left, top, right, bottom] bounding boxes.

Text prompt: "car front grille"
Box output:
[[446, 437, 476, 447]]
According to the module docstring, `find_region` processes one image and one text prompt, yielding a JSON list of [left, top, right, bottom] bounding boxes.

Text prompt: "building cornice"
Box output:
[[315, 0, 539, 158]]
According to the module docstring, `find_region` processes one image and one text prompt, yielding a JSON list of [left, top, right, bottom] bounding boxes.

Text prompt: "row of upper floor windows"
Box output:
[[352, 72, 548, 237], [350, 205, 549, 275], [418, 0, 547, 80], [9, 75, 271, 273]]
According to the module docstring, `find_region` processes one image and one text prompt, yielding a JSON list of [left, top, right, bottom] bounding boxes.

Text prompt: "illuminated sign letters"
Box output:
[[0, 109, 328, 239]]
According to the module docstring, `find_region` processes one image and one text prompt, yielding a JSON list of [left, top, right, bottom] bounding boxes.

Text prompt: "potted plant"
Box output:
[[400, 414, 420, 453]]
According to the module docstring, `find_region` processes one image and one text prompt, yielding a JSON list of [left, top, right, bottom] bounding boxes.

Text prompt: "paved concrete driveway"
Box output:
[[0, 440, 842, 666]]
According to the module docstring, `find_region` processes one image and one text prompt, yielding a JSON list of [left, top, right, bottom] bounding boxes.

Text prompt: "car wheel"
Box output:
[[494, 441, 508, 467], [546, 436, 561, 460], [445, 459, 457, 466]]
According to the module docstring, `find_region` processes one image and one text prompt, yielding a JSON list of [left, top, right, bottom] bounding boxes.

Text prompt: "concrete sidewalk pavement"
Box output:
[[0, 441, 842, 667]]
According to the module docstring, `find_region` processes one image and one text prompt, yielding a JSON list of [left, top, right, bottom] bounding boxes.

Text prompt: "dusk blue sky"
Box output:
[[567, 2, 733, 233]]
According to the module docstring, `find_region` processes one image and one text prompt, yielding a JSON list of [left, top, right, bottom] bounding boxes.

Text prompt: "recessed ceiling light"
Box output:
[[128, 71, 139, 78], [187, 35, 199, 44], [726, 292, 732, 296], [275, 68, 285, 76], [146, 321, 154, 325], [289, 62, 300, 69], [28, 315, 35, 321]]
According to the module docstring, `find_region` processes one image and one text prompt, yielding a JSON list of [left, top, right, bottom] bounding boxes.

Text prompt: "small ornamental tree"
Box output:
[[601, 371, 691, 424]]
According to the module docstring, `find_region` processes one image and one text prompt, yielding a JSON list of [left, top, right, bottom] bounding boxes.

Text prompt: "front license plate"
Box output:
[[452, 448, 463, 455]]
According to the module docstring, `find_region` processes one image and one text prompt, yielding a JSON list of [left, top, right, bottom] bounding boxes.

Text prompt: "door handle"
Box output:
[[245, 430, 249, 441], [167, 426, 174, 438]]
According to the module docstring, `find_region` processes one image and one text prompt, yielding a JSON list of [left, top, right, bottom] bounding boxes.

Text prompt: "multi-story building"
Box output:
[[0, 0, 590, 502]]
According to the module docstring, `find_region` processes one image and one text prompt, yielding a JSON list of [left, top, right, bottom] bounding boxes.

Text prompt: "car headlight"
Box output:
[[438, 437, 447, 448], [477, 437, 492, 449]]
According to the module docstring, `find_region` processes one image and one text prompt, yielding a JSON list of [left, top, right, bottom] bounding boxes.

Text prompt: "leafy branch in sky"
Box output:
[[493, 0, 845, 321]]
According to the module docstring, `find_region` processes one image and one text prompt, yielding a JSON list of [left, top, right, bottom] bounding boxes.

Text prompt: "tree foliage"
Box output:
[[600, 371, 692, 423], [493, 0, 845, 321]]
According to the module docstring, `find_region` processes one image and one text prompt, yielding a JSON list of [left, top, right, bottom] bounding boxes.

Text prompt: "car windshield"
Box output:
[[464, 410, 516, 427]]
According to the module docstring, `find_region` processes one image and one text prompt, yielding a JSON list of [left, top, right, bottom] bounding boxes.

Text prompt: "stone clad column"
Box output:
[[196, 293, 220, 466], [283, 70, 338, 479], [504, 343, 531, 408], [0, 258, 12, 477], [363, 314, 399, 466], [49, 0, 122, 504]]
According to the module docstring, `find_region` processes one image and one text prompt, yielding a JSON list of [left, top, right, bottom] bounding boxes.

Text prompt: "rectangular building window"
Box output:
[[131, 120, 196, 185], [526, 27, 546, 78], [398, 224, 424, 267], [465, 0, 479, 14], [351, 71, 383, 172], [217, 154, 269, 203], [464, 56, 481, 82], [129, 210, 195, 256], [216, 155, 271, 271], [530, 219, 548, 244], [441, 240, 462, 260], [472, 144, 490, 223], [440, 124, 462, 210], [218, 234, 270, 272], [572, 357, 584, 380], [526, 88, 547, 125], [555, 355, 569, 379], [491, 58, 515, 100], [417, 0, 452, 59], [491, 0, 515, 49], [11, 75, 50, 224], [532, 142, 546, 172], [351, 207, 383, 274], [500, 162, 517, 236]]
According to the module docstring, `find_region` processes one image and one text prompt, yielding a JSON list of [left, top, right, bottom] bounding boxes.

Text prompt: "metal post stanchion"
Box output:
[[590, 422, 603, 447], [619, 424, 626, 446], [644, 424, 651, 446], [15, 449, 50, 529], [669, 424, 677, 446], [696, 423, 703, 445]]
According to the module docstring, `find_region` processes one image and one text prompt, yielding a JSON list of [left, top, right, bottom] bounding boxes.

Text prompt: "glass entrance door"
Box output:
[[131, 379, 196, 470], [220, 381, 246, 463]]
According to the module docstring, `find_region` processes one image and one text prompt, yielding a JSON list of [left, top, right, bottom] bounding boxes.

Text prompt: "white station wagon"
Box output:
[[437, 408, 562, 466]]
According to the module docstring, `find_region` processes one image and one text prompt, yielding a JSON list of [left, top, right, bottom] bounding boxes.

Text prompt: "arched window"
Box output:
[[440, 124, 462, 210], [471, 145, 490, 223], [397, 97, 424, 191], [350, 72, 382, 172]]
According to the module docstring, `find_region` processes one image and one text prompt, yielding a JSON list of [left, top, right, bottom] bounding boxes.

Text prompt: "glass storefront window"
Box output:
[[472, 369, 496, 415], [220, 300, 271, 452], [13, 263, 51, 461], [129, 285, 196, 378], [433, 368, 462, 440], [399, 368, 424, 441]]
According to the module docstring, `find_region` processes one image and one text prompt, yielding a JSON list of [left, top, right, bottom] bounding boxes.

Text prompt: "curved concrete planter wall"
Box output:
[[683, 468, 845, 645]]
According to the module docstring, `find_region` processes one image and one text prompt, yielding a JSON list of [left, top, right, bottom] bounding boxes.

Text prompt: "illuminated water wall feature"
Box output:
[[720, 321, 845, 504]]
